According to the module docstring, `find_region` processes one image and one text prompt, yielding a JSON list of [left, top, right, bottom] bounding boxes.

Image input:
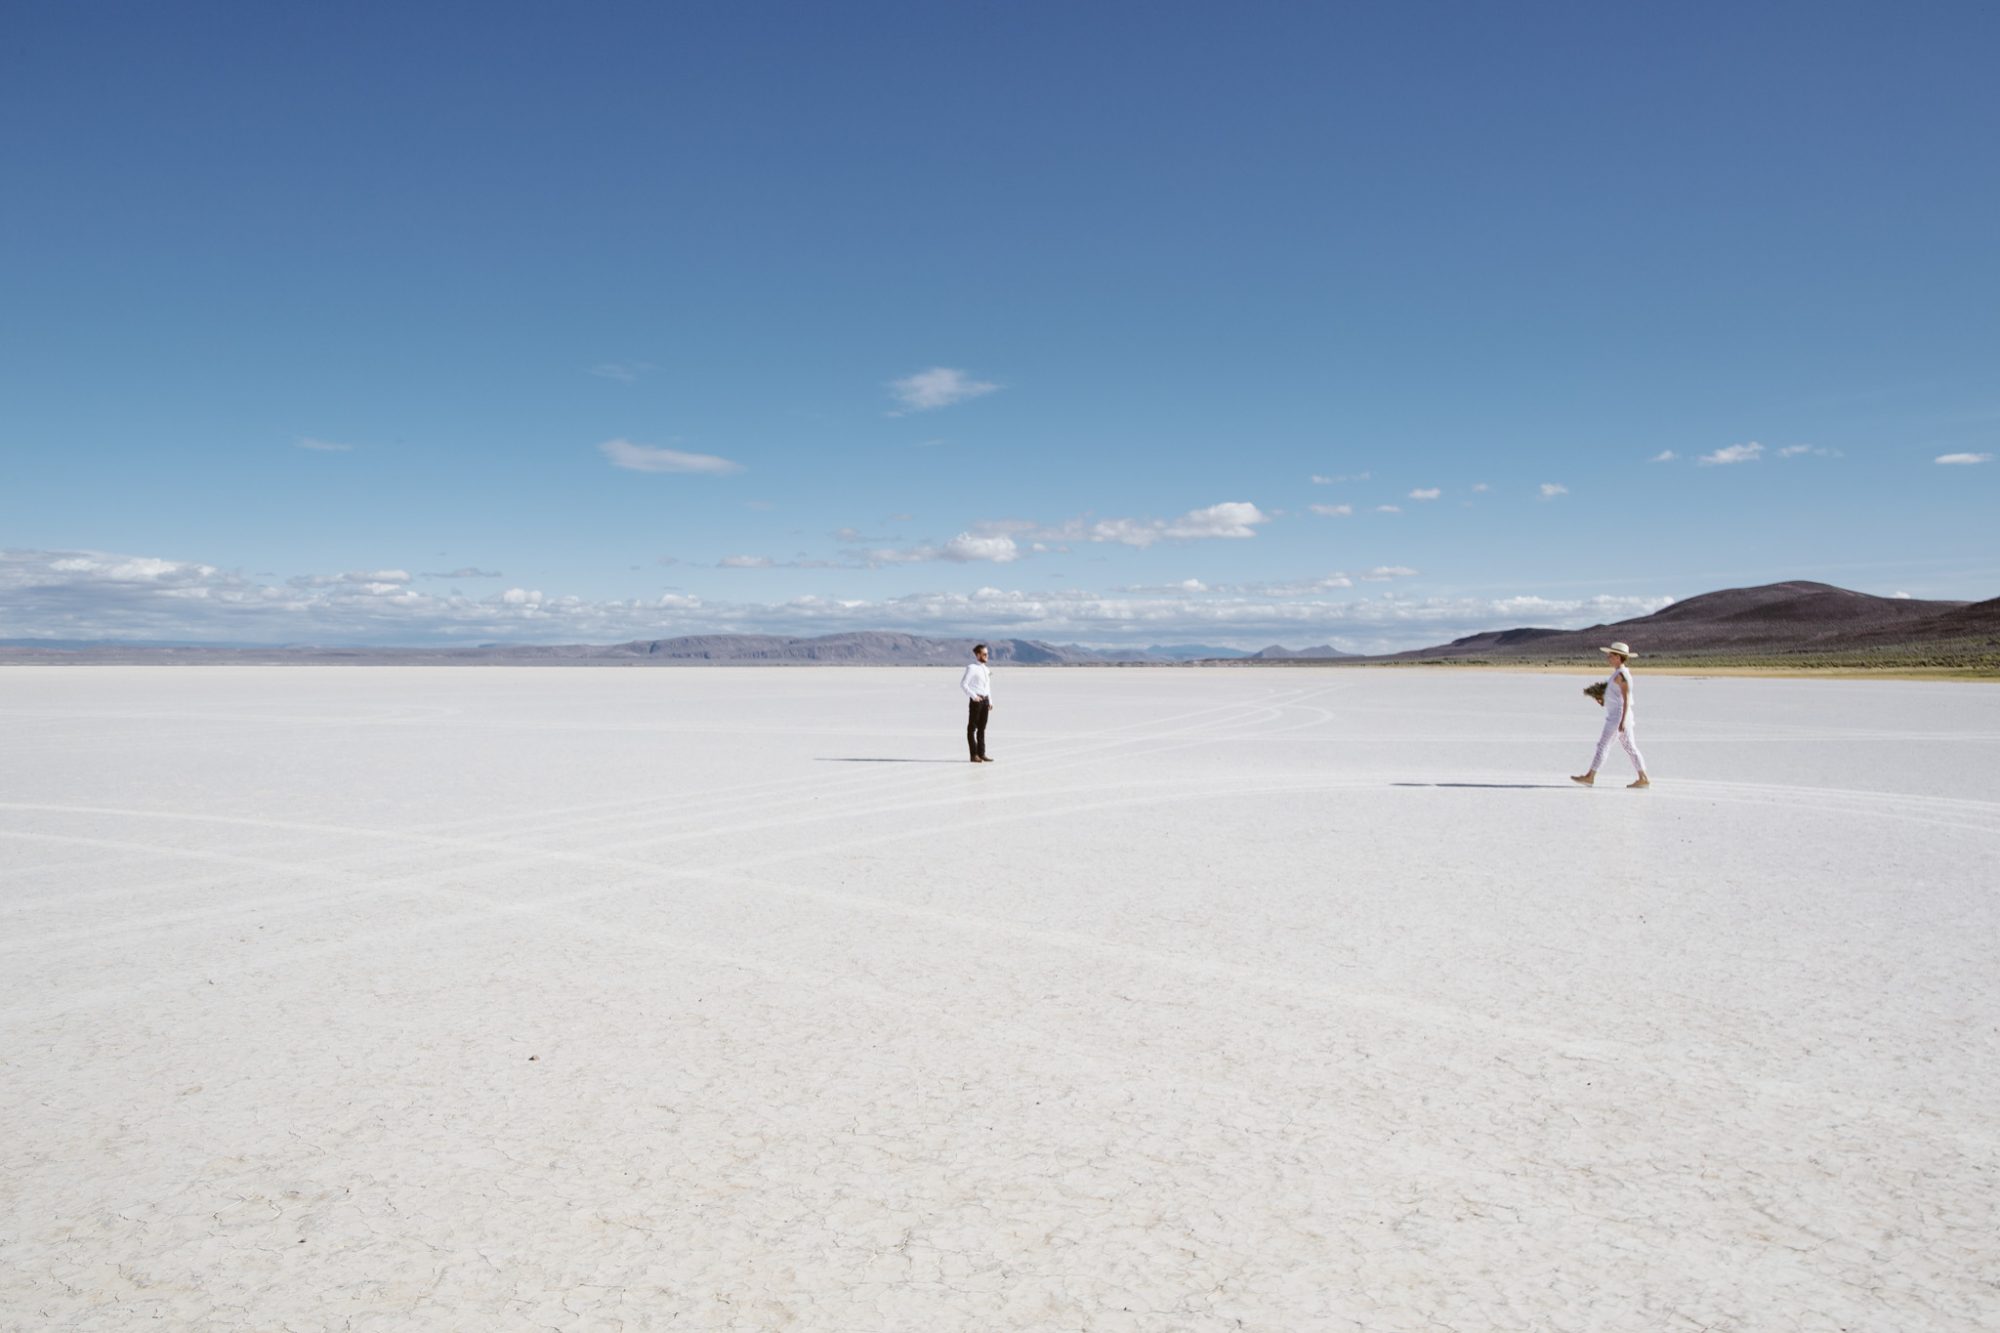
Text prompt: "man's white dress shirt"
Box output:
[[961, 660, 992, 700]]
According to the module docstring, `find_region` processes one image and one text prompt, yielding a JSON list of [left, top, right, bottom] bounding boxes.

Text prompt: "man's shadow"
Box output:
[[816, 758, 965, 764]]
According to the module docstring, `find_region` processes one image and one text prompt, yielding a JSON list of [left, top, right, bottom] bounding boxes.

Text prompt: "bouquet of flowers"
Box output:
[[1584, 681, 1608, 707]]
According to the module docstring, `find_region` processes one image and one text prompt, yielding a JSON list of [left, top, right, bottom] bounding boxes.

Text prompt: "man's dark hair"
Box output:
[[972, 643, 988, 655]]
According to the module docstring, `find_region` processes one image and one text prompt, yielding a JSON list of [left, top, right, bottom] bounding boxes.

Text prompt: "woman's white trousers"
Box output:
[[1590, 713, 1648, 774]]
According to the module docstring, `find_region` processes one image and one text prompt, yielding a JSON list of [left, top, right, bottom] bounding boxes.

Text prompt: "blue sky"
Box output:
[[4, 1, 1995, 649]]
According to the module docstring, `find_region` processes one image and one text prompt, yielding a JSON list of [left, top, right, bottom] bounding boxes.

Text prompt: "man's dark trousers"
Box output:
[[966, 699, 990, 760]]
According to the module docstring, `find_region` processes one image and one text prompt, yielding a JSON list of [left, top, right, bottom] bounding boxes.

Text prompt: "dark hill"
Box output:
[[1380, 581, 1982, 662]]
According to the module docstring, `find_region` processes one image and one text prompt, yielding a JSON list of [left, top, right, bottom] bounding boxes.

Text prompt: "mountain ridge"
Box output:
[[1368, 581, 1992, 663]]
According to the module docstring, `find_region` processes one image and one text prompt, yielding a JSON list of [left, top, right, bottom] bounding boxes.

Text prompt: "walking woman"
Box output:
[[1572, 641, 1651, 788]]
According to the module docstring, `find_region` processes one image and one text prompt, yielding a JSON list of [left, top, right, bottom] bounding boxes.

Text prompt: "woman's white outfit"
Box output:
[[1589, 665, 1648, 774]]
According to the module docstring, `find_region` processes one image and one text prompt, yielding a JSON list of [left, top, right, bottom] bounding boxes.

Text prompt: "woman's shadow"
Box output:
[[1390, 781, 1569, 789]]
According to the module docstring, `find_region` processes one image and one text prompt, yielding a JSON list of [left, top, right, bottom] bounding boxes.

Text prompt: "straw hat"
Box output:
[[1597, 641, 1637, 658]]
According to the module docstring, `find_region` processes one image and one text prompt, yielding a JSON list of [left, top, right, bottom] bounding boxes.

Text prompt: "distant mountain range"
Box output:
[[0, 631, 1363, 665], [1365, 581, 2000, 664], [0, 632, 1218, 666], [2, 582, 1991, 667]]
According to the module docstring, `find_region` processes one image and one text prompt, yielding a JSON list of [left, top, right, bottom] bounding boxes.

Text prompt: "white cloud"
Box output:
[[1375, 504, 1401, 514], [1408, 488, 1441, 501], [1311, 472, 1369, 485], [1778, 444, 1841, 459], [1360, 566, 1419, 581], [1471, 482, 1489, 492], [978, 503, 1272, 551], [423, 568, 502, 579], [598, 438, 743, 475], [295, 437, 354, 452], [0, 546, 1675, 653], [1089, 501, 1270, 547], [1650, 451, 1678, 463], [1936, 452, 1992, 465], [1539, 483, 1568, 499], [1699, 442, 1763, 466], [1309, 503, 1353, 517], [888, 367, 999, 413], [850, 533, 1021, 567], [1892, 591, 1913, 599], [942, 532, 1020, 563], [719, 555, 774, 569]]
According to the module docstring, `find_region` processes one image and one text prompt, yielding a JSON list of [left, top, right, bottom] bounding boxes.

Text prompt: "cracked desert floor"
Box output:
[[3, 666, 1996, 1332]]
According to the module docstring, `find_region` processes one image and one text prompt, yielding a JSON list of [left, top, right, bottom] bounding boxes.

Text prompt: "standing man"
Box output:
[[961, 642, 994, 763]]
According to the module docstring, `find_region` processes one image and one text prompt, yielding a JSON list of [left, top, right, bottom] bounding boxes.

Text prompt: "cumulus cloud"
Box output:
[[3, 549, 446, 641], [850, 533, 1021, 566], [888, 367, 999, 413], [1088, 502, 1270, 547], [1309, 503, 1353, 517], [1651, 451, 1678, 463], [1361, 566, 1419, 581], [1408, 488, 1441, 501], [1539, 483, 1568, 499], [942, 533, 1020, 563], [1778, 444, 1842, 459], [1375, 504, 1402, 514], [1699, 442, 1763, 466], [295, 437, 354, 452], [1311, 472, 1369, 484], [0, 547, 1675, 653], [1936, 452, 1992, 465], [599, 438, 743, 475], [719, 555, 775, 569]]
